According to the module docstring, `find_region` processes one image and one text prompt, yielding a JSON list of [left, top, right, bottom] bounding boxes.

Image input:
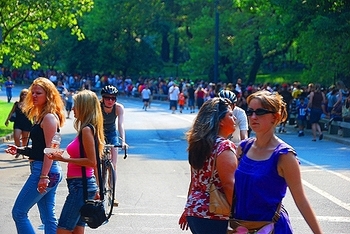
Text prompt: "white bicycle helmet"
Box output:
[[218, 90, 237, 104], [101, 85, 118, 96]]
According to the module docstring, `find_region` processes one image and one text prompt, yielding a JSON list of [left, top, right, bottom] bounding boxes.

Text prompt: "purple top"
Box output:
[[234, 138, 297, 233]]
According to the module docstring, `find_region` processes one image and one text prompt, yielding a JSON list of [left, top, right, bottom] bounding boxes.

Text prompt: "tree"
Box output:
[[0, 0, 93, 68]]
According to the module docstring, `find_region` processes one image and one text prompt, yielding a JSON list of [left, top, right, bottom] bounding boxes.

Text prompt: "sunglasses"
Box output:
[[246, 108, 275, 116], [103, 96, 116, 101]]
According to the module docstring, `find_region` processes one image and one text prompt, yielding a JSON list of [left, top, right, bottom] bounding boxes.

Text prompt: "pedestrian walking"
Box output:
[[5, 76, 14, 102], [5, 77, 66, 234]]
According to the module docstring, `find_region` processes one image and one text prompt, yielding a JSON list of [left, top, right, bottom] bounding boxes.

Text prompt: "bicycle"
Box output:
[[101, 143, 128, 219]]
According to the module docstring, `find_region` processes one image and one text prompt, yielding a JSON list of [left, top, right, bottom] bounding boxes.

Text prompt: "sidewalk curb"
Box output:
[[0, 133, 13, 144]]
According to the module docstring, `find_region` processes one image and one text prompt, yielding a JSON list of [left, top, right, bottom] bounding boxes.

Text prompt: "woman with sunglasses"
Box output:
[[100, 85, 126, 206], [179, 97, 238, 234], [232, 90, 322, 233]]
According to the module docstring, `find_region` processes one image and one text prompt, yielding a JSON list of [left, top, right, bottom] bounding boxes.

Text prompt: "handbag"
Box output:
[[227, 194, 282, 234], [208, 150, 231, 216], [9, 112, 16, 122], [79, 124, 107, 229]]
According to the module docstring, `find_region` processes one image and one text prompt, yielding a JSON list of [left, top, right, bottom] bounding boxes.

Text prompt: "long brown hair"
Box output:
[[186, 98, 230, 169]]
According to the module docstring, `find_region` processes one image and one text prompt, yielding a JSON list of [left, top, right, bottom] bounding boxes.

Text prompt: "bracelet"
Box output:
[[40, 175, 49, 179]]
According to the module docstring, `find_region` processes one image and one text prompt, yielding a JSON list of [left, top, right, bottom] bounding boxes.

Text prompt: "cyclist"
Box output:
[[218, 90, 248, 146], [100, 85, 126, 206]]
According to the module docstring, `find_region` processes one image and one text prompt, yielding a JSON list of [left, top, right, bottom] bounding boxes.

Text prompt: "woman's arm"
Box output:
[[217, 150, 238, 206], [41, 114, 58, 176], [278, 152, 322, 234], [5, 102, 17, 126]]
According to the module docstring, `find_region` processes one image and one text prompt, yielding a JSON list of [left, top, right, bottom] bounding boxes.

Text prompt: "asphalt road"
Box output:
[[0, 85, 350, 233]]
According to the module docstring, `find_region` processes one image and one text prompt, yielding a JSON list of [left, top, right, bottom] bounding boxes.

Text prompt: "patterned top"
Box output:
[[184, 137, 236, 220]]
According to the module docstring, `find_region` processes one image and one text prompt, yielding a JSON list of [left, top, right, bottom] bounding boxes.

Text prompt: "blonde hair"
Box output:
[[73, 90, 105, 156], [247, 90, 288, 124], [23, 77, 65, 127]]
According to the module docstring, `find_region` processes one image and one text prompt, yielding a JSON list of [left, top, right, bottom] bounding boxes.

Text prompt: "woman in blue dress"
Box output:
[[233, 90, 322, 233]]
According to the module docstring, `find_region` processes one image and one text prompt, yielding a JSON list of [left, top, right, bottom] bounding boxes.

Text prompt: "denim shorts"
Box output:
[[57, 177, 98, 231]]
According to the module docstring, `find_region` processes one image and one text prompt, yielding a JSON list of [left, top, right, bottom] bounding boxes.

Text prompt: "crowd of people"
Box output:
[[3, 68, 349, 233]]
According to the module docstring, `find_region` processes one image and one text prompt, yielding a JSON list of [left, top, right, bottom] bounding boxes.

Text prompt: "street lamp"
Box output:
[[214, 0, 219, 83]]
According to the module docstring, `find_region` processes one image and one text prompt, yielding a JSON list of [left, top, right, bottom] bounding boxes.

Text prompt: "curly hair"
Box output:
[[186, 97, 230, 169], [22, 77, 65, 127]]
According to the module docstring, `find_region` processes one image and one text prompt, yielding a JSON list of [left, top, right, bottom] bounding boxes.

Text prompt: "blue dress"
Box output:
[[234, 138, 296, 233]]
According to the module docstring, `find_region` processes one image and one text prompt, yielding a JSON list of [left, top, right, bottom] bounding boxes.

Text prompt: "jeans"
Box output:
[[12, 161, 62, 234], [187, 216, 228, 234], [58, 177, 98, 231], [105, 131, 119, 145]]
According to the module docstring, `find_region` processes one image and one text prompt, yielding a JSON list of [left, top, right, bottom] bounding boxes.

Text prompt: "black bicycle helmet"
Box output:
[[101, 85, 118, 96], [218, 90, 237, 104]]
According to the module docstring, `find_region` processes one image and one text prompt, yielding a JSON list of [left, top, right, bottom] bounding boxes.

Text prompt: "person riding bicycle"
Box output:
[[100, 85, 126, 206], [218, 90, 248, 146]]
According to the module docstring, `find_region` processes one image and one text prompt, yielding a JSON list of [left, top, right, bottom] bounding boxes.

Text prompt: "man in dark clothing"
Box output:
[[278, 84, 293, 132]]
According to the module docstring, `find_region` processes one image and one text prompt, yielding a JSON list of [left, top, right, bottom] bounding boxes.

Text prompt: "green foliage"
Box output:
[[1, 0, 349, 87], [0, 100, 15, 137], [0, 0, 93, 68]]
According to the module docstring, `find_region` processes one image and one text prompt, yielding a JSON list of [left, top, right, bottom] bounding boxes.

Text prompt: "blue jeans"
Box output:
[[12, 161, 62, 234], [58, 177, 98, 231], [187, 216, 228, 234], [105, 131, 119, 145]]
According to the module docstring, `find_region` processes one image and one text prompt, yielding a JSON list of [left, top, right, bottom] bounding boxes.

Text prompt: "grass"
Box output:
[[256, 70, 303, 85], [0, 100, 15, 137]]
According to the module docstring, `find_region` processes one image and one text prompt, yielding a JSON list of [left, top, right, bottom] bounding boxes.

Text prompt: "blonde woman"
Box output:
[[5, 77, 66, 233], [48, 90, 105, 234]]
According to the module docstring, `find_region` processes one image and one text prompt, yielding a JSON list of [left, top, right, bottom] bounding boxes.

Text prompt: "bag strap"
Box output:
[[79, 124, 104, 201]]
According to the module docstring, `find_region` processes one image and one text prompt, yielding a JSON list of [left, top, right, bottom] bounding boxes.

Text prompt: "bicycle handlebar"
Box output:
[[105, 144, 128, 159]]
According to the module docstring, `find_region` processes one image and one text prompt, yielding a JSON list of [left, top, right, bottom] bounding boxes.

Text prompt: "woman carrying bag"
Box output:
[[179, 97, 238, 234]]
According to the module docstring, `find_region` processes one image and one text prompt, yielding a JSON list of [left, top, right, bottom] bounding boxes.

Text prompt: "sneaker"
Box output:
[[319, 133, 323, 140]]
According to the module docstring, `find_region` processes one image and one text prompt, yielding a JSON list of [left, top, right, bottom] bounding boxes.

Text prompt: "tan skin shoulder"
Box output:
[[114, 102, 125, 116]]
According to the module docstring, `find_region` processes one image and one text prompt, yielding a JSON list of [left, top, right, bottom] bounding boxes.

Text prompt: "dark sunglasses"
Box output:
[[246, 108, 275, 116], [103, 96, 116, 101]]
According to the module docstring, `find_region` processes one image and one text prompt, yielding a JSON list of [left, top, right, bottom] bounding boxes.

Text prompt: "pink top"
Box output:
[[66, 136, 94, 178]]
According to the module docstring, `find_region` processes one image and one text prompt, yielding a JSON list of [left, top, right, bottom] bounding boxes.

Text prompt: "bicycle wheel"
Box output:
[[102, 161, 115, 219]]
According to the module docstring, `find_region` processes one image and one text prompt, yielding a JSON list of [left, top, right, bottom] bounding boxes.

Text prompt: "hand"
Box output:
[[46, 150, 64, 161], [178, 212, 189, 230], [37, 178, 49, 194], [122, 141, 128, 150], [5, 144, 18, 155], [5, 120, 9, 127]]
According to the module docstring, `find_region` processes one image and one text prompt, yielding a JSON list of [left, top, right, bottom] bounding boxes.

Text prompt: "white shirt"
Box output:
[[230, 106, 249, 146], [169, 86, 180, 101], [141, 88, 151, 99]]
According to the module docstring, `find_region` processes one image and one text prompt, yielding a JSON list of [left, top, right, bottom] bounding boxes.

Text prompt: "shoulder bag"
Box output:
[[79, 124, 108, 229], [208, 150, 231, 216]]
